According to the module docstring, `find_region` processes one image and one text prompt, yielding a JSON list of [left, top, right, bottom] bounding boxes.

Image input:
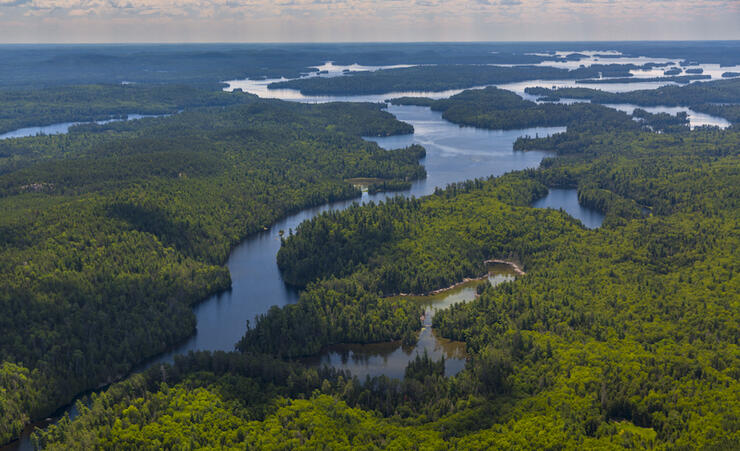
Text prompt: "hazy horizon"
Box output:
[[2, 39, 740, 45], [0, 0, 738, 44]]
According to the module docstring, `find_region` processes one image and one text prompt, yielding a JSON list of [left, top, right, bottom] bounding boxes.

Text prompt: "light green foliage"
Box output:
[[0, 362, 36, 444]]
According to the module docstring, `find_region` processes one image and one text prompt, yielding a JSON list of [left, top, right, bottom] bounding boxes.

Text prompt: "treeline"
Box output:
[[237, 279, 423, 357], [0, 43, 616, 89], [5, 42, 739, 89], [0, 98, 425, 444], [33, 350, 500, 449], [632, 108, 690, 133], [267, 64, 638, 96]]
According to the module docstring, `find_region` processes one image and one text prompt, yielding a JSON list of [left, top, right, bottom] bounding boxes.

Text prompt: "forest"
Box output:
[[33, 125, 740, 449], [0, 97, 425, 444], [0, 43, 575, 89], [1, 42, 739, 449]]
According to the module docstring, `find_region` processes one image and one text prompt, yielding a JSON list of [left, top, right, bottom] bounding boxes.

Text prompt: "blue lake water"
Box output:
[[532, 188, 605, 229]]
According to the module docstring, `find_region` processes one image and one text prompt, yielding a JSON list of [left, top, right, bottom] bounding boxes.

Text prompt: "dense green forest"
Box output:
[[0, 98, 425, 444], [35, 125, 740, 449], [268, 64, 640, 95], [0, 84, 254, 135]]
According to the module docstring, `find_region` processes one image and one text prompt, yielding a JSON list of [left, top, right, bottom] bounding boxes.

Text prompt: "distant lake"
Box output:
[[0, 114, 164, 140]]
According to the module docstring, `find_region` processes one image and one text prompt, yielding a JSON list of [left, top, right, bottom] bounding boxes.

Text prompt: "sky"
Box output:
[[0, 0, 738, 43]]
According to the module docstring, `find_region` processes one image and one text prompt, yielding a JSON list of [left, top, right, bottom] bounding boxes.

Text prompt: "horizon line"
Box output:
[[1, 39, 740, 46]]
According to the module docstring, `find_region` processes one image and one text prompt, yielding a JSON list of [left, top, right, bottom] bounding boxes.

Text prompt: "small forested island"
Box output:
[[0, 41, 739, 450]]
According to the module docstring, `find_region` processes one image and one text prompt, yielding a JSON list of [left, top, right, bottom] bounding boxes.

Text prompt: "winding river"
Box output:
[[146, 104, 566, 367]]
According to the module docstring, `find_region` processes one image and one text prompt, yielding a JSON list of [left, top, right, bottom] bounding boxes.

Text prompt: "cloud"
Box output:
[[0, 0, 737, 41], [0, 0, 30, 6]]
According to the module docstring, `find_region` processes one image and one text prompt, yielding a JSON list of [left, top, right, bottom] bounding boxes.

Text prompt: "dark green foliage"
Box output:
[[387, 97, 436, 107], [237, 278, 423, 357], [367, 179, 413, 194], [404, 351, 445, 381], [526, 78, 740, 105], [8, 46, 740, 449], [691, 103, 740, 125], [632, 108, 690, 133]]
